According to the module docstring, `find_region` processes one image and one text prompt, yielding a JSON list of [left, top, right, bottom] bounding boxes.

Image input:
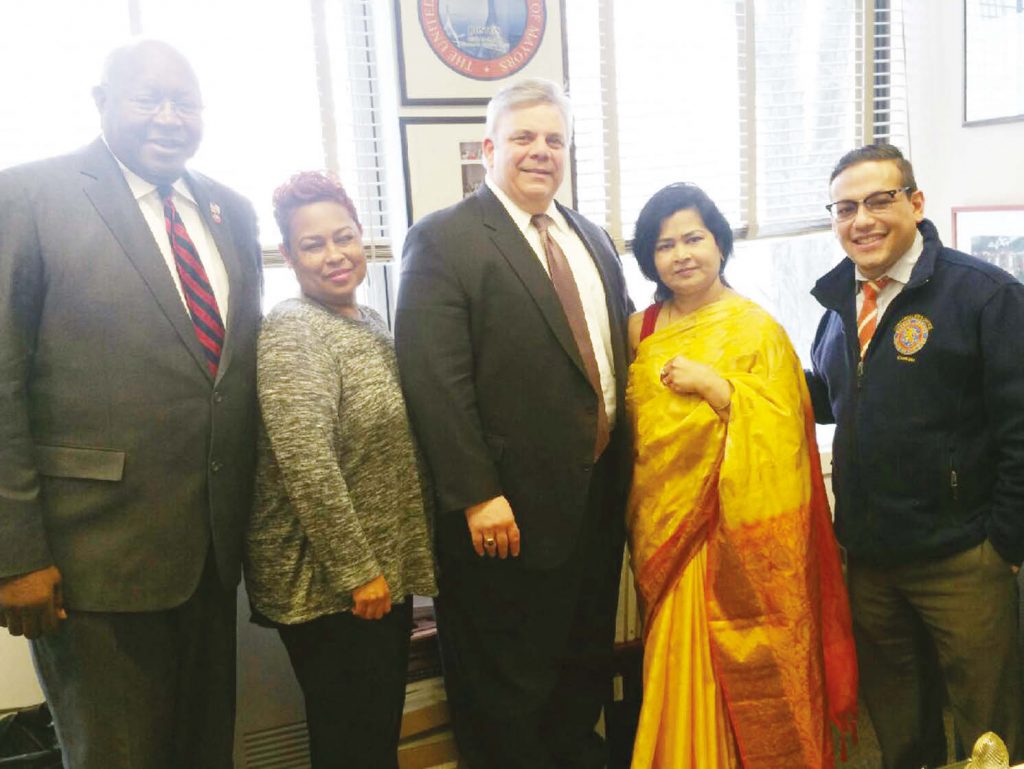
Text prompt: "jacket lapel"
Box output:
[[475, 186, 587, 377], [78, 140, 212, 381]]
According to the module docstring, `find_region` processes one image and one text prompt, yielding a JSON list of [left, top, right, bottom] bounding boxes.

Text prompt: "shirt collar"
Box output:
[[485, 175, 567, 236], [854, 229, 923, 286], [101, 136, 195, 206]]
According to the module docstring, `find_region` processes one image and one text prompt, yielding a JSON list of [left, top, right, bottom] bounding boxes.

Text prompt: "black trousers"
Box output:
[[437, 458, 625, 769], [277, 600, 413, 769]]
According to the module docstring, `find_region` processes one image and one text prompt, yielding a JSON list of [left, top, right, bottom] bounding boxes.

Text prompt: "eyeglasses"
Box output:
[[127, 95, 204, 119], [825, 187, 913, 222]]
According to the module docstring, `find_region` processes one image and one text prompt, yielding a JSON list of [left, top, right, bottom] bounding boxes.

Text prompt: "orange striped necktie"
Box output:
[[856, 277, 892, 358]]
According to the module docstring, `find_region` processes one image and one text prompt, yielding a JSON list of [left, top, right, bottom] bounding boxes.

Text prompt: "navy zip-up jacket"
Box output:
[[807, 219, 1024, 566]]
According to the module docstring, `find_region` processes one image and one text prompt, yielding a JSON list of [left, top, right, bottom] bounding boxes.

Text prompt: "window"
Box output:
[[0, 0, 394, 314], [566, 0, 909, 368], [567, 0, 907, 451], [0, 2, 129, 168], [566, 0, 908, 244]]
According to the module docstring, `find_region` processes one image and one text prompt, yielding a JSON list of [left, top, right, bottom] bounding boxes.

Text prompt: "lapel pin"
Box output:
[[209, 202, 222, 224]]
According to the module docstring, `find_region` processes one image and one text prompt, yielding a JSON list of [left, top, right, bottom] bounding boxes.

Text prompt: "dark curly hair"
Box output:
[[272, 171, 361, 244], [632, 183, 733, 302]]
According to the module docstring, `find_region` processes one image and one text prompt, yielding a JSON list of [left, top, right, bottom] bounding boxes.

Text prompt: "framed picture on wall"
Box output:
[[394, 0, 567, 106], [399, 116, 575, 225], [400, 116, 488, 224], [963, 0, 1024, 125], [952, 206, 1024, 281]]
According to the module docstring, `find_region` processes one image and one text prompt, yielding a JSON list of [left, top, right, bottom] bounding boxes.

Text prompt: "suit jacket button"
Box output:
[[213, 391, 224, 404], [210, 460, 223, 473], [582, 463, 592, 472]]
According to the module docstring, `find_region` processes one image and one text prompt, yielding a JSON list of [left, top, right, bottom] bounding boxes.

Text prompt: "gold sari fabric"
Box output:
[[627, 296, 857, 769]]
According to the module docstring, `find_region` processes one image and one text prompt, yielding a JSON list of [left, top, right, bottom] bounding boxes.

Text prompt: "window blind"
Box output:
[[565, 0, 909, 246], [137, 0, 327, 249], [319, 0, 392, 260], [0, 0, 395, 257]]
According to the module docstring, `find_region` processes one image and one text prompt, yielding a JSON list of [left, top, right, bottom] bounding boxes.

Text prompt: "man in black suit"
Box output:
[[396, 78, 631, 769], [0, 40, 262, 768]]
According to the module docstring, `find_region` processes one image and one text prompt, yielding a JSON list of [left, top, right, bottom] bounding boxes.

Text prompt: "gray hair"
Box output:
[[485, 78, 573, 138], [97, 39, 198, 92]]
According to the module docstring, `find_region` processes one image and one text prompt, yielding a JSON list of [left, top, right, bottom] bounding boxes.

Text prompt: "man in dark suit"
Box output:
[[396, 78, 631, 769], [0, 40, 262, 768]]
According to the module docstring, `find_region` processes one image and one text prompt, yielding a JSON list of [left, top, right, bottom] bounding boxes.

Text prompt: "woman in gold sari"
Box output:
[[626, 183, 857, 769]]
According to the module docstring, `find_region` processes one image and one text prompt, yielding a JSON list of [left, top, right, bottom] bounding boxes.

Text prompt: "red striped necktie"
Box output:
[[856, 276, 892, 358], [158, 185, 224, 376]]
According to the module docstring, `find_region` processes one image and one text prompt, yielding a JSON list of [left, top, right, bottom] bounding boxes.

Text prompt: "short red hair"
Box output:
[[272, 171, 361, 244]]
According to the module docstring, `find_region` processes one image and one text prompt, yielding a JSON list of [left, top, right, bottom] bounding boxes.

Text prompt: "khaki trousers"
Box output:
[[849, 539, 1022, 769]]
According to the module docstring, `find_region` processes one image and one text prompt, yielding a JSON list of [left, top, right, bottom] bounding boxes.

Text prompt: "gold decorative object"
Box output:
[[967, 731, 1009, 769]]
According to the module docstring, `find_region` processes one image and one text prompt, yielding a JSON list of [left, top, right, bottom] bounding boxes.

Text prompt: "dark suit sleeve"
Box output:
[[0, 171, 54, 578], [981, 282, 1024, 565], [805, 313, 836, 425], [240, 196, 264, 292], [394, 220, 503, 516]]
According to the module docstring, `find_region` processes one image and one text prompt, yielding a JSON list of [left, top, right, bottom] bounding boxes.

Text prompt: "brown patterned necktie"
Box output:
[[532, 213, 610, 459]]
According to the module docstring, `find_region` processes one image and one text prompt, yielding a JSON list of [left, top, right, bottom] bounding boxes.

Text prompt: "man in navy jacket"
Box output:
[[807, 144, 1024, 769]]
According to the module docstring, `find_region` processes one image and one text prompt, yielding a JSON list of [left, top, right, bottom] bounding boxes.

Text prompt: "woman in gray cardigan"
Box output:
[[244, 171, 436, 769]]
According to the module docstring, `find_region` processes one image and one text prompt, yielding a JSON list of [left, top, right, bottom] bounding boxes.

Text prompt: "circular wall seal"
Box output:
[[418, 1, 547, 81], [893, 314, 933, 356]]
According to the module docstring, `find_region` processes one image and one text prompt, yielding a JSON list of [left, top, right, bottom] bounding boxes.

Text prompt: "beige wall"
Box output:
[[905, 0, 1024, 244], [0, 633, 43, 709]]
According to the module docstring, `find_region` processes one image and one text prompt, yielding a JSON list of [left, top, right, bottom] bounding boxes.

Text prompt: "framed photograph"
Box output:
[[394, 0, 567, 106], [400, 117, 487, 224], [400, 116, 575, 225], [952, 206, 1024, 280], [963, 0, 1024, 125]]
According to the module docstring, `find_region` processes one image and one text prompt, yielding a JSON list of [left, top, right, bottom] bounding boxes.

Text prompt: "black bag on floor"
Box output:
[[0, 704, 61, 768]]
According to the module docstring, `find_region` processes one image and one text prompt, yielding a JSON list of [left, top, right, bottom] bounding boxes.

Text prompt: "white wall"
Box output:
[[0, 634, 43, 710], [904, 0, 1024, 244]]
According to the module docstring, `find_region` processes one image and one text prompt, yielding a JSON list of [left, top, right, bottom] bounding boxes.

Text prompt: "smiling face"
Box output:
[[95, 42, 203, 185], [829, 159, 925, 279], [283, 201, 366, 316], [483, 102, 566, 214], [653, 208, 725, 307]]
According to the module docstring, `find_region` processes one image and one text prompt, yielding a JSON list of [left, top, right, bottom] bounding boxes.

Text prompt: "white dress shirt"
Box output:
[[854, 230, 923, 324], [485, 176, 617, 427], [110, 150, 230, 321]]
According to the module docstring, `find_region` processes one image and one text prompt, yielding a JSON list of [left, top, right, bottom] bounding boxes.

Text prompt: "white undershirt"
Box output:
[[854, 230, 923, 324], [485, 176, 617, 427], [108, 148, 230, 321]]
